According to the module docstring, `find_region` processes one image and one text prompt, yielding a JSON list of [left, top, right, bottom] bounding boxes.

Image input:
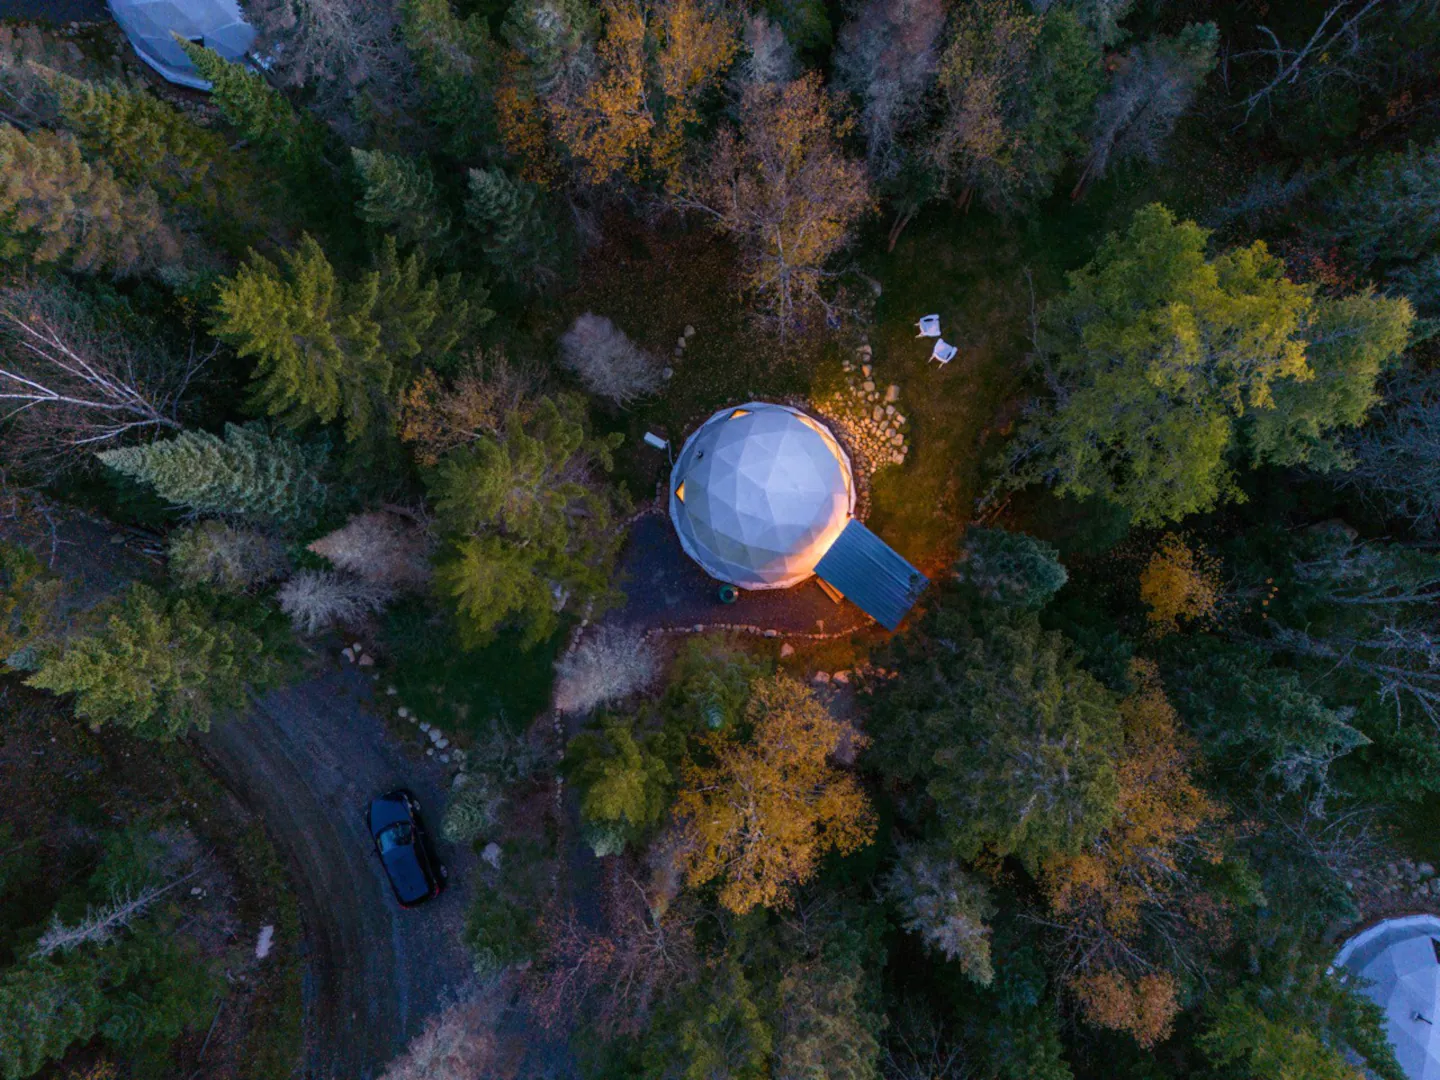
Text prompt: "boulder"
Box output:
[[885, 384, 900, 403], [813, 672, 831, 684], [684, 325, 696, 337], [779, 643, 795, 658], [482, 842, 502, 869], [861, 364, 873, 377]]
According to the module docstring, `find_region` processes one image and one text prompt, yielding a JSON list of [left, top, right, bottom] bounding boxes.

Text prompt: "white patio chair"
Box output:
[[915, 314, 941, 338], [930, 339, 958, 366]]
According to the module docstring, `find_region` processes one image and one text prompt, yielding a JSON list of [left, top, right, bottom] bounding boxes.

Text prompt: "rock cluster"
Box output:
[[1367, 858, 1440, 901], [342, 644, 468, 771], [813, 342, 910, 481]]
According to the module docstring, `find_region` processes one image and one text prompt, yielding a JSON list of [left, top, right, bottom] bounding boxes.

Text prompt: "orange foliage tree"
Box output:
[[1041, 659, 1226, 1046], [675, 673, 875, 913], [547, 0, 737, 186], [1139, 533, 1222, 636], [397, 348, 536, 466], [676, 73, 874, 329]]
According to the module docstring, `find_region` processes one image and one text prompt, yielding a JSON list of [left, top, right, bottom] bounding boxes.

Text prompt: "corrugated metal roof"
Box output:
[[814, 520, 928, 631]]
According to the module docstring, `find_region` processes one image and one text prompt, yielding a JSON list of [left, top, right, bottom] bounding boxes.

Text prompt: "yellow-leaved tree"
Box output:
[[675, 673, 875, 913], [1042, 659, 1225, 1047], [1139, 533, 1222, 636]]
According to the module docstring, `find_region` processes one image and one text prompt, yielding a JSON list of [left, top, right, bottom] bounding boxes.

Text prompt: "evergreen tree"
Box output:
[[872, 595, 1121, 870], [213, 234, 481, 439], [401, 0, 497, 159], [428, 394, 626, 648], [177, 41, 330, 181], [351, 148, 452, 254], [98, 423, 328, 525], [0, 124, 181, 274], [884, 840, 995, 983], [465, 165, 560, 287], [25, 583, 274, 738], [38, 67, 236, 213], [958, 527, 1068, 609], [1325, 139, 1440, 266]]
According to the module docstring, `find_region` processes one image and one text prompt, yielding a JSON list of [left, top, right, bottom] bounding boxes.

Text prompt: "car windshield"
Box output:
[[377, 822, 412, 853]]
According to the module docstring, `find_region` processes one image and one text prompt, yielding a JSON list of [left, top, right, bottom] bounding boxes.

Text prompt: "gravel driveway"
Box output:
[[0, 503, 475, 1080], [197, 670, 476, 1080]]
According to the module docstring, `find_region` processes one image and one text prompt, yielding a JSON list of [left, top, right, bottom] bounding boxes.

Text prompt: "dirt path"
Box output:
[[196, 671, 475, 1080], [0, 502, 474, 1079]]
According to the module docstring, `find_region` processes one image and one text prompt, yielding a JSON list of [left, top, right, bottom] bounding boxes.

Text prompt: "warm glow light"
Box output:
[[729, 409, 751, 419], [675, 481, 686, 503]]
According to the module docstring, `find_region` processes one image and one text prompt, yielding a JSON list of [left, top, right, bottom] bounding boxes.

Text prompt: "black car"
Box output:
[[365, 789, 446, 907]]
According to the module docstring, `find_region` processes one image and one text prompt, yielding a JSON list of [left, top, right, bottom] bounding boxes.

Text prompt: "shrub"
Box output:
[[276, 570, 393, 634], [169, 521, 288, 593], [553, 624, 659, 714], [558, 313, 663, 406], [441, 776, 505, 846], [308, 510, 433, 590]]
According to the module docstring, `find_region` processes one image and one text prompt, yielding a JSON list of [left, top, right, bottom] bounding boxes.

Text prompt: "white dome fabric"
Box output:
[[669, 402, 854, 590], [1336, 915, 1440, 1080], [107, 0, 257, 89]]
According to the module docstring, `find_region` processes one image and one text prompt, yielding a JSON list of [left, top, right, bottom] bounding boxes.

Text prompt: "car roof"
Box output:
[[380, 839, 431, 904]]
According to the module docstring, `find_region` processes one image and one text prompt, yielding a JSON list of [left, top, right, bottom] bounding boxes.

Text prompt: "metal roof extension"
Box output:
[[814, 519, 927, 631]]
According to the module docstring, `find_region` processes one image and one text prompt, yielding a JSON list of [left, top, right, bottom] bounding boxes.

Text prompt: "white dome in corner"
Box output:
[[1336, 915, 1440, 1080], [668, 402, 854, 590]]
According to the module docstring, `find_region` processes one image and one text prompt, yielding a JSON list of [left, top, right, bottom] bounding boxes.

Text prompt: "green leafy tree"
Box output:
[[98, 423, 328, 526], [641, 958, 772, 1080], [1200, 946, 1404, 1080], [429, 394, 626, 648], [958, 527, 1068, 609], [872, 596, 1121, 869], [566, 714, 674, 854], [773, 964, 880, 1080], [663, 634, 768, 731], [0, 124, 180, 274], [25, 583, 274, 738], [465, 165, 560, 287], [213, 234, 480, 439], [1005, 204, 1412, 525], [351, 148, 452, 253]]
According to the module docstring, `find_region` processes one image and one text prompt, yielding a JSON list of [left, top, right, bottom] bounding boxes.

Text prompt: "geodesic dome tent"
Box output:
[[1336, 915, 1440, 1080], [669, 403, 855, 590], [107, 0, 257, 89]]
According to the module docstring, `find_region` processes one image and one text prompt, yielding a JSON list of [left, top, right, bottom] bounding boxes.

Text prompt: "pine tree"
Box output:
[[351, 148, 452, 253], [178, 42, 329, 179], [38, 67, 235, 213], [428, 394, 625, 647], [26, 583, 271, 738], [98, 423, 328, 526], [0, 124, 181, 274], [465, 165, 559, 286], [402, 0, 497, 159], [214, 234, 483, 439]]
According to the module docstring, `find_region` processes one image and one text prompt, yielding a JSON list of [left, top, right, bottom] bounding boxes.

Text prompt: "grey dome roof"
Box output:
[[1337, 916, 1440, 1080], [669, 402, 854, 590], [107, 0, 257, 89]]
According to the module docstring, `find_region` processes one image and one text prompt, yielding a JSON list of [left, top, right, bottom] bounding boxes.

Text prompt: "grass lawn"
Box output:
[[379, 598, 568, 741]]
